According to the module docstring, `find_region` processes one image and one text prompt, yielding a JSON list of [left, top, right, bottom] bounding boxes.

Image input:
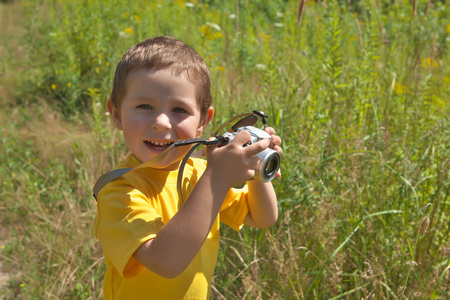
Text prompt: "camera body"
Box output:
[[220, 126, 281, 182]]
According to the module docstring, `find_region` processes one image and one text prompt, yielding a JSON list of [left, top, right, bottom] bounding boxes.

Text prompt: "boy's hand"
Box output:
[[206, 130, 270, 188], [264, 126, 282, 178]]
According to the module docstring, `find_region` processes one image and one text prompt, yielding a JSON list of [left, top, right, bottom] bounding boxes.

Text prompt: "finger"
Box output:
[[244, 138, 270, 156], [230, 130, 252, 145], [264, 126, 276, 136], [275, 169, 282, 178], [270, 135, 282, 147], [273, 145, 283, 155]]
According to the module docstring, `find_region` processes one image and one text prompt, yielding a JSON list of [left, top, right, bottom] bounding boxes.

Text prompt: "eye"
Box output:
[[173, 107, 187, 113], [137, 104, 152, 110]]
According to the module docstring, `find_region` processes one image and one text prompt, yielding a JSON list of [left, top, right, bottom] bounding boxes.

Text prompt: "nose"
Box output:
[[151, 113, 172, 130]]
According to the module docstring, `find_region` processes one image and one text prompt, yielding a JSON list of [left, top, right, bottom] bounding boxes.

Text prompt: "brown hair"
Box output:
[[110, 36, 212, 119]]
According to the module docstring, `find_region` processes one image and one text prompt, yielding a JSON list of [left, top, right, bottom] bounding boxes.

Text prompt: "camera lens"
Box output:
[[255, 149, 280, 182], [264, 157, 277, 177]]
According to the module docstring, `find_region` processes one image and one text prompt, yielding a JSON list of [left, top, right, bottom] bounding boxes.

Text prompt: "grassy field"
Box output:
[[1, 0, 449, 299]]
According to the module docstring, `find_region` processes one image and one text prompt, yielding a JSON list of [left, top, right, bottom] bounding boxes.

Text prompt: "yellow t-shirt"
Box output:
[[94, 154, 249, 299]]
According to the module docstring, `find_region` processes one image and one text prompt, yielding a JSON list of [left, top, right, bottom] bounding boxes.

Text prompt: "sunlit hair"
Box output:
[[110, 36, 212, 119]]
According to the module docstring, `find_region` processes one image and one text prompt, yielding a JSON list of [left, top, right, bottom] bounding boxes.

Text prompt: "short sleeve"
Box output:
[[219, 185, 249, 231], [94, 178, 165, 278]]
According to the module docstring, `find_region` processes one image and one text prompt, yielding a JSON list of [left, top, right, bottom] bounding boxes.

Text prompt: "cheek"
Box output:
[[122, 113, 147, 130], [121, 117, 147, 145], [176, 118, 201, 137]]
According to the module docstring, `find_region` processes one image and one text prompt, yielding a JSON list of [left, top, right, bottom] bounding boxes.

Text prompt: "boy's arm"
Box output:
[[244, 181, 278, 228], [244, 126, 282, 228], [133, 131, 270, 279], [133, 168, 229, 279]]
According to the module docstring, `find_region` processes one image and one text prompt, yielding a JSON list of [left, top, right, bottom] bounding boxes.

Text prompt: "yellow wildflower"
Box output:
[[207, 54, 217, 60], [446, 24, 450, 34], [420, 57, 439, 68], [393, 82, 407, 95], [66, 83, 72, 88], [51, 84, 56, 90], [259, 32, 274, 43], [124, 27, 134, 35], [133, 14, 141, 22], [198, 24, 222, 41]]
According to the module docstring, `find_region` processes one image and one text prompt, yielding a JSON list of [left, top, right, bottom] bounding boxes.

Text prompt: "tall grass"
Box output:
[[1, 0, 449, 299]]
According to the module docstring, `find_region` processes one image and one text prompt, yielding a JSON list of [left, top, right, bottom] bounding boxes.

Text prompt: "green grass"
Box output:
[[1, 0, 449, 299]]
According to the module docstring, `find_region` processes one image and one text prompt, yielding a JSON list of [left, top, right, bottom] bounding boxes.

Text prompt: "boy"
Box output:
[[94, 36, 282, 299]]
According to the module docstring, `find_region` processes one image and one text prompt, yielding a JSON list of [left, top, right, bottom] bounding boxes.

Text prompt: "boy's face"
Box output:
[[108, 68, 213, 170]]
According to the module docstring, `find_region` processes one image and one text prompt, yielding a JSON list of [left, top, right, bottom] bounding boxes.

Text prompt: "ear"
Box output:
[[107, 98, 123, 130], [196, 106, 214, 137]]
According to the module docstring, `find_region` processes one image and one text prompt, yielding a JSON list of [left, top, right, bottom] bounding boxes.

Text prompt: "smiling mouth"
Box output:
[[144, 140, 174, 151]]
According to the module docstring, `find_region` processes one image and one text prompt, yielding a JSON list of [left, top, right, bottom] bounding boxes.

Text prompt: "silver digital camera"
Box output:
[[221, 126, 281, 182]]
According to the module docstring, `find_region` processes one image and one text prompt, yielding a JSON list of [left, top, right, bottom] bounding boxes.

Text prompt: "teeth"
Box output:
[[146, 141, 172, 146]]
